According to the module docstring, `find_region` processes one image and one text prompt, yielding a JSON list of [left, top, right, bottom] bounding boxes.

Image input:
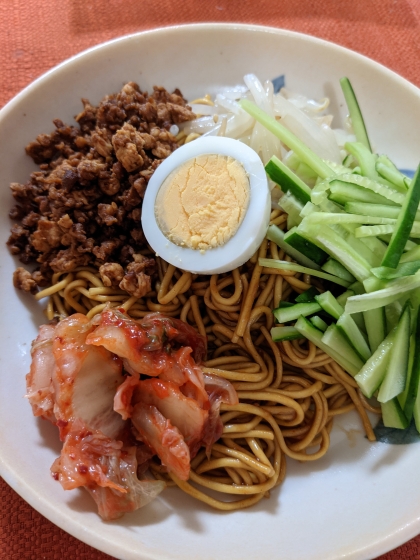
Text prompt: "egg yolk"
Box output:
[[154, 154, 250, 251]]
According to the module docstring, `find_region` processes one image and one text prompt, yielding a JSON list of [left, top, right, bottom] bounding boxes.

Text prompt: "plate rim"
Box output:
[[1, 22, 420, 560]]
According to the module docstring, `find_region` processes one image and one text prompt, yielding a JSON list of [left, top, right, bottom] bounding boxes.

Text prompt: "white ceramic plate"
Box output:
[[1, 24, 420, 560]]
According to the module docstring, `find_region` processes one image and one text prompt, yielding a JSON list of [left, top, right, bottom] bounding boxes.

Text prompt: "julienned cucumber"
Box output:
[[294, 316, 361, 376], [321, 324, 364, 372], [377, 304, 411, 403], [340, 77, 372, 152], [321, 258, 356, 283], [252, 79, 420, 432], [265, 155, 312, 204], [266, 224, 321, 270], [328, 181, 397, 207], [336, 313, 372, 362], [401, 310, 420, 421], [270, 326, 304, 342], [284, 228, 329, 266], [381, 398, 409, 429], [354, 329, 395, 398], [310, 316, 328, 332], [273, 301, 321, 324], [381, 164, 420, 268], [315, 291, 343, 319]]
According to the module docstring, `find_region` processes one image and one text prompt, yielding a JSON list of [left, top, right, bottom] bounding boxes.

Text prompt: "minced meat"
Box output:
[[7, 82, 195, 293]]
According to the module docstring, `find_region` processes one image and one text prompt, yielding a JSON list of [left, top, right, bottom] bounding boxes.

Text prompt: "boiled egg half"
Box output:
[[142, 136, 270, 274]]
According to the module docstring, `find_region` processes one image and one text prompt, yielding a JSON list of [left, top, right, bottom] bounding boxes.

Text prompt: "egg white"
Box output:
[[141, 136, 270, 274]]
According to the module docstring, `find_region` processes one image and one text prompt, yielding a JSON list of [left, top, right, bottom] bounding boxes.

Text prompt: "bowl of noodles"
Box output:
[[1, 23, 420, 560]]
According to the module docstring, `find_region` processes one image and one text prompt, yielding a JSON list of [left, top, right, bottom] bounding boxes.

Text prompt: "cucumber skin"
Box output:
[[382, 398, 409, 429], [377, 305, 411, 403], [354, 330, 395, 398], [381, 164, 420, 268], [294, 316, 360, 376], [271, 326, 304, 342], [265, 156, 311, 204], [315, 291, 344, 320], [273, 301, 322, 324], [284, 229, 329, 266], [403, 313, 420, 421]]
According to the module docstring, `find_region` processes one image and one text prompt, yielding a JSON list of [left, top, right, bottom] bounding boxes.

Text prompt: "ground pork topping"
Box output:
[[7, 83, 195, 295]]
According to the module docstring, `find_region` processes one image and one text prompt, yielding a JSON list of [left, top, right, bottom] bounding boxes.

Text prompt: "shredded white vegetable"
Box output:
[[185, 73, 356, 189]]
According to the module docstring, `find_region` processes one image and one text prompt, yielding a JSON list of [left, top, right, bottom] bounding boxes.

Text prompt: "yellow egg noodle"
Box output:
[[35, 207, 379, 510]]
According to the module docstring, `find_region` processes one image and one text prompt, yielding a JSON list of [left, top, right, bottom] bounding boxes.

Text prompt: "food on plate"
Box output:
[[142, 135, 270, 274], [8, 82, 195, 307], [8, 72, 420, 520], [155, 153, 250, 251], [28, 308, 237, 519]]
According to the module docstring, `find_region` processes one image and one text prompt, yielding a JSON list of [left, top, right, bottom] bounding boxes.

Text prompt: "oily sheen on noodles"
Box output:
[[33, 207, 379, 510]]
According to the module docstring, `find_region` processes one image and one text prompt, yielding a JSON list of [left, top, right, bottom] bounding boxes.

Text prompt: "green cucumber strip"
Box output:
[[354, 328, 396, 397], [363, 276, 388, 293], [349, 281, 365, 294], [356, 222, 420, 238], [371, 261, 420, 280], [337, 291, 366, 332], [345, 273, 420, 313], [318, 198, 346, 214], [342, 154, 355, 168], [357, 234, 387, 260], [315, 291, 371, 360], [273, 301, 322, 324], [379, 234, 417, 252], [311, 179, 330, 204], [332, 173, 405, 204], [258, 258, 351, 288], [283, 228, 329, 266], [381, 164, 420, 268], [402, 298, 420, 420], [414, 382, 420, 434], [329, 182, 397, 206], [266, 224, 321, 270], [300, 201, 318, 218], [376, 160, 409, 193], [310, 315, 328, 332], [321, 324, 365, 372], [315, 291, 344, 320], [304, 213, 397, 225], [363, 307, 387, 352], [321, 258, 356, 283], [400, 245, 420, 264], [265, 156, 312, 204], [381, 398, 409, 429], [355, 225, 395, 238], [240, 99, 333, 179], [377, 304, 411, 403], [295, 286, 319, 303], [343, 142, 397, 188], [336, 290, 355, 307], [344, 141, 377, 179], [324, 159, 354, 175], [340, 77, 372, 151], [294, 316, 360, 376], [329, 224, 381, 267], [284, 151, 319, 185], [385, 300, 405, 333], [298, 224, 372, 282], [271, 326, 304, 342], [336, 313, 372, 361], [279, 192, 304, 228], [344, 202, 406, 219], [398, 334, 416, 415]]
